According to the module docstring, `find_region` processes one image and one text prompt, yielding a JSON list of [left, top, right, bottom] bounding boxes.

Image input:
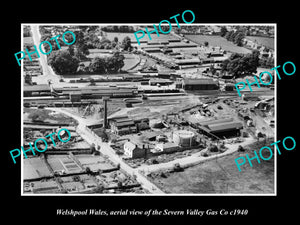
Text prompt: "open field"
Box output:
[[121, 53, 141, 70], [245, 36, 274, 49], [24, 157, 52, 180], [185, 35, 252, 54], [148, 138, 275, 194]]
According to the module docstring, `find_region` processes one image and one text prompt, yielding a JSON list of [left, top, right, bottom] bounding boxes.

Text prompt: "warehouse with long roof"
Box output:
[[183, 78, 219, 90], [196, 118, 243, 139]]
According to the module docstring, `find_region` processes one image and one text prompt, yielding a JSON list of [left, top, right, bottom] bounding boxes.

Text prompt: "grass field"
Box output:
[[185, 35, 252, 54], [245, 36, 274, 49], [24, 158, 52, 180], [149, 138, 275, 194], [122, 53, 141, 70]]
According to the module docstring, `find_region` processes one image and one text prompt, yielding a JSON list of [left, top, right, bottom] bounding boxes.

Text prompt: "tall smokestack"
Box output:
[[103, 97, 110, 129]]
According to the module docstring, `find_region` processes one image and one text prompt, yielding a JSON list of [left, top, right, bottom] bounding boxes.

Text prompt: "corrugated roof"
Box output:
[[115, 121, 135, 127], [208, 122, 243, 133], [113, 117, 132, 123], [199, 118, 234, 126], [184, 79, 218, 85], [175, 58, 201, 64]]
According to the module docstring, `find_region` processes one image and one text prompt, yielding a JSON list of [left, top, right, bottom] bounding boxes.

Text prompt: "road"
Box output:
[[30, 25, 60, 84], [49, 108, 165, 194]]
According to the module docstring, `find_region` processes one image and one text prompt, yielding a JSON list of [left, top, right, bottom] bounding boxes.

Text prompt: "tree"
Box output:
[[68, 45, 75, 56], [225, 30, 235, 41], [48, 50, 79, 75], [220, 26, 228, 37], [30, 112, 41, 122], [85, 167, 91, 174], [209, 64, 216, 75], [72, 30, 89, 58], [40, 33, 64, 52], [122, 36, 132, 51], [89, 57, 106, 74], [96, 37, 112, 49], [233, 32, 245, 46], [93, 185, 104, 193], [105, 52, 125, 73], [221, 51, 260, 78]]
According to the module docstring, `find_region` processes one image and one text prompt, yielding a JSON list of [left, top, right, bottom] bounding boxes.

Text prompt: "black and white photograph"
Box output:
[[21, 24, 276, 195], [3, 4, 298, 224]]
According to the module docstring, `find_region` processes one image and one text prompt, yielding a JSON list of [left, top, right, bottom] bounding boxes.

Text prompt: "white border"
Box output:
[[21, 23, 277, 196]]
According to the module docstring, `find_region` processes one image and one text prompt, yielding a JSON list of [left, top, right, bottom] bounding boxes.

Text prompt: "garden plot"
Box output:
[[47, 155, 82, 174], [76, 154, 117, 172]]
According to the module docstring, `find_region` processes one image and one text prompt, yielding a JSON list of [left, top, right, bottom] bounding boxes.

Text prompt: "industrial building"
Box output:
[[109, 116, 150, 135], [197, 118, 243, 139], [141, 43, 198, 50], [174, 58, 201, 66], [123, 129, 198, 159], [23, 85, 139, 98], [183, 79, 219, 90]]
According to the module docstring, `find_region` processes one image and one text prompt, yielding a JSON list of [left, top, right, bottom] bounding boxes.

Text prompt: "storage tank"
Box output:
[[172, 130, 196, 147]]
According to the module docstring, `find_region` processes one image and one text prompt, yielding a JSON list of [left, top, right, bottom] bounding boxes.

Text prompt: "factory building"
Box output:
[[123, 129, 199, 159], [109, 116, 150, 135], [174, 58, 201, 66], [183, 79, 219, 90], [197, 118, 243, 139]]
